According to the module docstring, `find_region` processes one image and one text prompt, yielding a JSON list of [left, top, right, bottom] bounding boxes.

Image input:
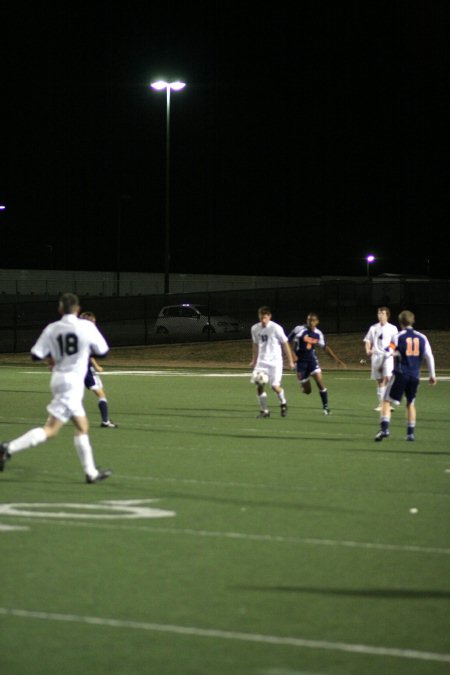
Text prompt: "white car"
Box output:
[[155, 304, 241, 335]]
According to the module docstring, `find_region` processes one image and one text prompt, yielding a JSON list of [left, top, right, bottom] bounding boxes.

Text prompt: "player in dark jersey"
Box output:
[[80, 312, 117, 428], [288, 313, 346, 415], [375, 310, 436, 442]]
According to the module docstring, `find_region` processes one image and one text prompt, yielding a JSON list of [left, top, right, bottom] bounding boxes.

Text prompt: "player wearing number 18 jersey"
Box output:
[[375, 310, 436, 442], [0, 293, 112, 482]]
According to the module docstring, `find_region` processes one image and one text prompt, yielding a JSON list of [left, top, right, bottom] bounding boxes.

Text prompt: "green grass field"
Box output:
[[1, 364, 449, 675]]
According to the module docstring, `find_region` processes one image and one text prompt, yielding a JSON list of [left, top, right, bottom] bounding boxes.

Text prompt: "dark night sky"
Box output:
[[3, 2, 450, 278]]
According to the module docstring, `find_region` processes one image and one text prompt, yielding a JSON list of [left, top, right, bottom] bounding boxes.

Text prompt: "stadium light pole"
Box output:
[[150, 80, 186, 295], [366, 254, 375, 277]]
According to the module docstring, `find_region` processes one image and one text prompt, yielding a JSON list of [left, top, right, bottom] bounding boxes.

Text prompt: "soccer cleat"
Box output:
[[406, 434, 415, 442], [374, 430, 390, 442], [256, 411, 270, 418], [101, 420, 118, 428], [0, 442, 11, 472], [85, 468, 113, 484], [280, 404, 288, 417], [374, 405, 382, 412], [323, 407, 332, 415]]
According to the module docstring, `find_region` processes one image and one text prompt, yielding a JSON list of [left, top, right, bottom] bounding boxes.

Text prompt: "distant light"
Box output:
[[0, 205, 5, 210], [150, 80, 186, 91], [366, 255, 375, 263]]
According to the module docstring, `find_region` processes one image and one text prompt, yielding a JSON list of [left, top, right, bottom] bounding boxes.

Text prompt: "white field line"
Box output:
[[21, 370, 250, 377], [0, 524, 29, 531], [4, 517, 450, 555], [336, 376, 450, 382], [0, 607, 449, 664], [21, 370, 450, 381]]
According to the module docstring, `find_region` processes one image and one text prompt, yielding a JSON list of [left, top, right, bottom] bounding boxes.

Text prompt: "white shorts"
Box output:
[[256, 361, 283, 388], [47, 371, 86, 423], [370, 354, 394, 380]]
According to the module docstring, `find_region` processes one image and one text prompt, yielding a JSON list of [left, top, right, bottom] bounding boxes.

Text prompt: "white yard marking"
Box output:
[[0, 499, 175, 520], [0, 524, 29, 532], [0, 607, 449, 664]]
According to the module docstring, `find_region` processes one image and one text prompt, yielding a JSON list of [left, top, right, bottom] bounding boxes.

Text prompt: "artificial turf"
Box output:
[[1, 365, 449, 674]]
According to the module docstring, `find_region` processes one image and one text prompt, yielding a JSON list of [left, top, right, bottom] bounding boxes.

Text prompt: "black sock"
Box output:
[[98, 399, 109, 423], [319, 389, 328, 408]]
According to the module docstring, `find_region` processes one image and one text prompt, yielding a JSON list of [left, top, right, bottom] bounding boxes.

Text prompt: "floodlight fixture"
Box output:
[[151, 80, 186, 91], [366, 254, 375, 277]]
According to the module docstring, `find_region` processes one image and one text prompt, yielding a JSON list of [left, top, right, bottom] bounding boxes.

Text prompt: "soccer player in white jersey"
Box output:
[[250, 306, 295, 418], [0, 293, 112, 483], [364, 307, 398, 411]]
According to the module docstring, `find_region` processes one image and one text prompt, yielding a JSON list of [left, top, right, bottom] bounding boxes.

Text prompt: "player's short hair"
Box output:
[[258, 306, 272, 316], [398, 310, 415, 328], [307, 312, 319, 322], [80, 311, 96, 322], [59, 293, 80, 314], [378, 306, 390, 318]]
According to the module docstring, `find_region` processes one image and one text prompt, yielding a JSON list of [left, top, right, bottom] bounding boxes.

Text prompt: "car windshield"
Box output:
[[195, 305, 223, 316]]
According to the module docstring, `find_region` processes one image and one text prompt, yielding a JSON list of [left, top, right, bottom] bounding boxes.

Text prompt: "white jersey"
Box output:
[[31, 313, 109, 380], [363, 321, 398, 356], [251, 320, 288, 365]]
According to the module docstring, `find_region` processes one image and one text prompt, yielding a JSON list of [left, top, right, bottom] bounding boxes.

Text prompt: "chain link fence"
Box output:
[[0, 279, 448, 353]]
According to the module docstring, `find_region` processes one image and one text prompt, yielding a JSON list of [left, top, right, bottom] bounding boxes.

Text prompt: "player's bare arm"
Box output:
[[282, 342, 295, 370], [90, 356, 103, 372], [364, 339, 373, 356], [250, 343, 259, 368], [325, 345, 346, 367]]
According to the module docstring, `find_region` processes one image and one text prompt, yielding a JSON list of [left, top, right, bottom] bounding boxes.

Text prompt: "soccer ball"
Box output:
[[251, 369, 269, 385]]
